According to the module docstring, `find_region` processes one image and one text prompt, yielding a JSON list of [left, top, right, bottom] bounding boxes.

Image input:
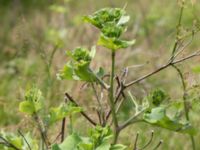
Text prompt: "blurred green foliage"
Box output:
[[0, 0, 200, 149]]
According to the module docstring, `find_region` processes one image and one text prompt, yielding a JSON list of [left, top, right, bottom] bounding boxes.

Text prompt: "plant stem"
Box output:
[[18, 130, 32, 150], [61, 117, 66, 142], [109, 51, 119, 144], [33, 113, 49, 149], [172, 65, 196, 150], [171, 0, 184, 58]]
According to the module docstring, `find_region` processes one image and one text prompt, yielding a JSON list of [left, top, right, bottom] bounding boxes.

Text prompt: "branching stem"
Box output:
[[172, 65, 196, 150]]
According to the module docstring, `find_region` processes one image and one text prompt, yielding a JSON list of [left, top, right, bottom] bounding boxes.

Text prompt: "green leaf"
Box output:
[[52, 144, 61, 150], [111, 144, 127, 150], [19, 101, 36, 115], [59, 133, 82, 150], [96, 142, 111, 150], [57, 62, 74, 80], [83, 8, 126, 29], [77, 138, 93, 150], [58, 47, 104, 82], [98, 34, 135, 51], [74, 62, 96, 82], [19, 87, 43, 115], [89, 125, 113, 148], [83, 8, 130, 39], [0, 131, 39, 150], [47, 103, 82, 125], [101, 22, 124, 38], [96, 67, 105, 78], [143, 107, 196, 135]]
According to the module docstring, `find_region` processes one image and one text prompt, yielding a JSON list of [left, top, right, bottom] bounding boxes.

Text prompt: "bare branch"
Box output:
[[18, 130, 31, 150], [139, 130, 154, 150], [133, 132, 139, 150], [0, 136, 21, 150], [152, 140, 163, 150], [65, 93, 97, 126], [125, 50, 200, 88], [61, 95, 68, 142]]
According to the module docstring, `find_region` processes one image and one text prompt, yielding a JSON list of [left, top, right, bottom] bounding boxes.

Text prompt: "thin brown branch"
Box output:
[[153, 140, 163, 150], [91, 83, 103, 125], [65, 93, 97, 126], [0, 136, 21, 150], [133, 132, 139, 150], [125, 50, 200, 88], [18, 129, 32, 150], [61, 95, 68, 142], [139, 130, 154, 150]]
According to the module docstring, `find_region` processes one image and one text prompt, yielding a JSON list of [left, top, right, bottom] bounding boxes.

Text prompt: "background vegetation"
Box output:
[[0, 0, 200, 149]]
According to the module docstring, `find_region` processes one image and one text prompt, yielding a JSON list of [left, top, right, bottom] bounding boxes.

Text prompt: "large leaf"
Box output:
[[143, 107, 196, 135], [98, 34, 135, 51], [96, 142, 111, 150], [59, 133, 82, 150]]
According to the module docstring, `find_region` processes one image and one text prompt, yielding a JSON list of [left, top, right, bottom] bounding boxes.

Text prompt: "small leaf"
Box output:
[[117, 15, 130, 26], [19, 101, 36, 115], [57, 62, 74, 80], [101, 22, 124, 38], [96, 67, 105, 78], [83, 8, 126, 29], [19, 87, 43, 115], [58, 47, 100, 82], [74, 62, 96, 82], [98, 34, 135, 51], [47, 103, 82, 125]]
